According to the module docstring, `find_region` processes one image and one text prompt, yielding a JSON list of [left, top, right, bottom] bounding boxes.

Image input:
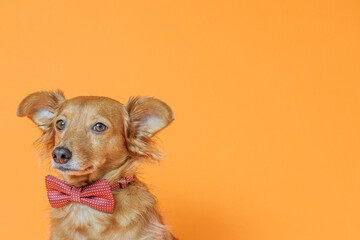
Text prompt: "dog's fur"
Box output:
[[17, 90, 176, 240]]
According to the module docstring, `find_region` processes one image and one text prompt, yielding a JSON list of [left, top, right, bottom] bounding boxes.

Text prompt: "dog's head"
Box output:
[[17, 91, 174, 185]]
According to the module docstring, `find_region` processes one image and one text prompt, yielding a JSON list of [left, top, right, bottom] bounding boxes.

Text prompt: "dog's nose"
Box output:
[[52, 147, 72, 164]]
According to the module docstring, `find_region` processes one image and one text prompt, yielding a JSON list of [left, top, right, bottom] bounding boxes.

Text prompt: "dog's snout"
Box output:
[[52, 147, 72, 164]]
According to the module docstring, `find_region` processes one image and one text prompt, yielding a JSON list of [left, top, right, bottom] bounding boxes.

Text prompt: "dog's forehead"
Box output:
[[58, 96, 126, 119]]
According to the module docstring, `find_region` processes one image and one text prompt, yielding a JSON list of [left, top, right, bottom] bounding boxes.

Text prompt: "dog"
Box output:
[[17, 90, 176, 240]]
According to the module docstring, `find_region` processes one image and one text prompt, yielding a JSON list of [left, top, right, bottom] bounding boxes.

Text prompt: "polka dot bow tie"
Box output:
[[45, 175, 134, 213]]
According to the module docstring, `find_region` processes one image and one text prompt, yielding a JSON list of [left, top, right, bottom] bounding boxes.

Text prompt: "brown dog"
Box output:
[[17, 90, 176, 240]]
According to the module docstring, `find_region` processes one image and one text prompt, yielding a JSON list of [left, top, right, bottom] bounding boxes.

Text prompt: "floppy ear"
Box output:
[[125, 97, 174, 159], [16, 90, 65, 130]]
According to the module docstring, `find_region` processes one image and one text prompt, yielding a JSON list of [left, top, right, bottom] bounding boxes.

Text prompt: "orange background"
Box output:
[[0, 1, 359, 239]]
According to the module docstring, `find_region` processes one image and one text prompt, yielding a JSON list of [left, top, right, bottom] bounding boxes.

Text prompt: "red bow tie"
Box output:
[[45, 175, 134, 213]]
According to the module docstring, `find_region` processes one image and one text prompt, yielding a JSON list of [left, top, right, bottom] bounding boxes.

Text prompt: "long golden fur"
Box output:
[[17, 90, 176, 240]]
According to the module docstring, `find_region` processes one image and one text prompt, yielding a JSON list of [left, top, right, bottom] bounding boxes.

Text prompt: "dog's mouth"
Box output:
[[55, 165, 94, 175]]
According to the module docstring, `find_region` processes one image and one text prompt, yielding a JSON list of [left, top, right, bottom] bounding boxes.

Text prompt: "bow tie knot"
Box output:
[[70, 187, 82, 202]]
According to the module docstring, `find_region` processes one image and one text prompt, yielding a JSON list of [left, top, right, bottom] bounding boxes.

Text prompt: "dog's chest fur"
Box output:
[[50, 203, 117, 239]]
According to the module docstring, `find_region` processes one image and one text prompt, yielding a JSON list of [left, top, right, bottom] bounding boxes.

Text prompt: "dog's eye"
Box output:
[[55, 120, 65, 131], [93, 123, 107, 132]]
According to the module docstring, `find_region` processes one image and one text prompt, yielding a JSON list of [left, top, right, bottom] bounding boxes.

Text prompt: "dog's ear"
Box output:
[[124, 97, 174, 159], [16, 90, 65, 130]]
